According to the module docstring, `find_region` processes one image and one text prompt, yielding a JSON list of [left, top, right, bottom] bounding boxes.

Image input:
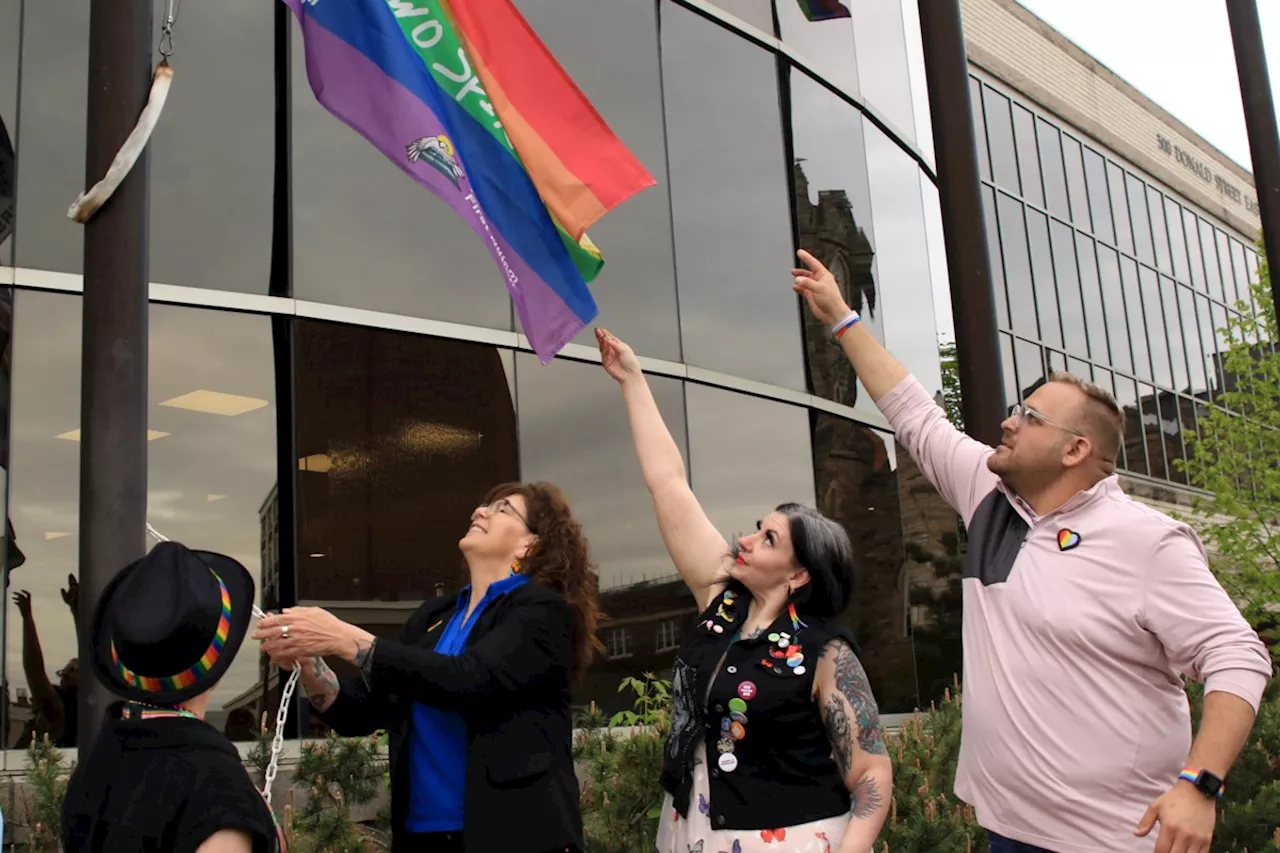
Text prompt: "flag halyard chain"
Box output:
[[145, 523, 299, 805]]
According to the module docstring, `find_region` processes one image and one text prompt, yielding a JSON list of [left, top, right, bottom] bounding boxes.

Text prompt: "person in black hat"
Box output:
[[61, 540, 283, 853]]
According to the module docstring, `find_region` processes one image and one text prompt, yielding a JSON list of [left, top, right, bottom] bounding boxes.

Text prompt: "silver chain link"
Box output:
[[145, 523, 298, 804]]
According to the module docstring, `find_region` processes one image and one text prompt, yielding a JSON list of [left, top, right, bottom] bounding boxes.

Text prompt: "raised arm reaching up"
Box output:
[[596, 328, 729, 611]]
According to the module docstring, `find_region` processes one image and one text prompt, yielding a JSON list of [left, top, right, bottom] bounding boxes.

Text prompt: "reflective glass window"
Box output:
[[708, 0, 774, 33], [1082, 148, 1113, 244], [1177, 285, 1207, 396], [1061, 135, 1091, 233], [864, 120, 943, 396], [999, 333, 1018, 409], [1160, 276, 1188, 392], [1046, 349, 1068, 374], [1096, 245, 1131, 374], [1049, 220, 1088, 356], [1182, 207, 1206, 292], [848, 0, 917, 145], [1210, 301, 1230, 394], [1114, 376, 1148, 477], [1014, 338, 1045, 400], [1126, 174, 1155, 266], [811, 415, 918, 712], [515, 0, 682, 358], [516, 355, 690, 706], [1012, 105, 1043, 208], [777, 0, 859, 95], [1075, 234, 1108, 363], [1215, 229, 1239, 307], [1195, 293, 1221, 396], [1147, 187, 1172, 276], [1230, 239, 1252, 308], [6, 292, 81, 749], [1164, 198, 1190, 284], [1091, 368, 1124, 470], [970, 77, 991, 183], [1067, 357, 1093, 381], [663, 4, 803, 389], [15, 5, 89, 273], [0, 0, 17, 266], [983, 87, 1020, 195], [1120, 256, 1151, 382], [1107, 162, 1134, 257], [1026, 209, 1062, 349], [1161, 392, 1187, 485], [1139, 382, 1167, 480], [791, 70, 877, 409], [1200, 219, 1226, 303], [997, 193, 1038, 339], [685, 384, 815, 540], [983, 187, 1010, 330], [1140, 267, 1173, 388], [294, 323, 519, 603], [146, 304, 279, 735], [1035, 119, 1070, 221]]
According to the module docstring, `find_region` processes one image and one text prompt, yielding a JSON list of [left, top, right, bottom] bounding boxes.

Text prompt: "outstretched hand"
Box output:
[[792, 249, 850, 327], [595, 328, 642, 385]]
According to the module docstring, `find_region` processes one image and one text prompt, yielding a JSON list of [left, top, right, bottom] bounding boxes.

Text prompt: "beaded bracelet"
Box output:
[[831, 310, 861, 340]]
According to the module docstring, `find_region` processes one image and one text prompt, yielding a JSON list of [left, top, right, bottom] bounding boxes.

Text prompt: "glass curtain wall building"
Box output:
[[0, 0, 961, 755], [962, 0, 1265, 496]]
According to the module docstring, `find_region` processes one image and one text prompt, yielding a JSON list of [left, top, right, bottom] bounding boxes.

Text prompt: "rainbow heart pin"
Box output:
[[1057, 529, 1082, 551]]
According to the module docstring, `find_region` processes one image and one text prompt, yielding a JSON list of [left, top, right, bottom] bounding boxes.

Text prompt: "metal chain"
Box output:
[[158, 0, 182, 59], [144, 522, 298, 804]]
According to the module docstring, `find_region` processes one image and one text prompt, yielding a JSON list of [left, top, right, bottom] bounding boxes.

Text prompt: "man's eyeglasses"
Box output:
[[1006, 403, 1085, 437], [478, 497, 535, 532]]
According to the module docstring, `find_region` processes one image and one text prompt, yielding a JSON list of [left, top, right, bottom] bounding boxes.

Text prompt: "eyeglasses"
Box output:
[[1006, 403, 1085, 437], [478, 497, 535, 532]]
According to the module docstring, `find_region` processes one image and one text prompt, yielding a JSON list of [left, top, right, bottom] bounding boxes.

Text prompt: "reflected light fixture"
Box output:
[[44, 531, 71, 541], [207, 494, 227, 503], [57, 429, 170, 441], [298, 454, 332, 473], [160, 390, 269, 416]]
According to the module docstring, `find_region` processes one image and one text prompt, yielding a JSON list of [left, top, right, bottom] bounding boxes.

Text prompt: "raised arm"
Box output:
[[793, 250, 999, 523], [815, 639, 893, 853], [596, 329, 730, 611]]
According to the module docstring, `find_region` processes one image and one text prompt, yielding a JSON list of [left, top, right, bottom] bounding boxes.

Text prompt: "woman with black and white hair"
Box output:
[[596, 328, 892, 853]]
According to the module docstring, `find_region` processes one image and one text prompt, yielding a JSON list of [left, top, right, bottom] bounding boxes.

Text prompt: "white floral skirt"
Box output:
[[655, 744, 848, 853]]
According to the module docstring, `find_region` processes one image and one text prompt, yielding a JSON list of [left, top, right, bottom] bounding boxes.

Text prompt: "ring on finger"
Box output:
[[280, 624, 289, 639]]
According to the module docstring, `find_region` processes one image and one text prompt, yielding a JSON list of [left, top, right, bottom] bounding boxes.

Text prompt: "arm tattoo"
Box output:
[[822, 695, 855, 775], [832, 642, 888, 756], [848, 773, 884, 819], [304, 656, 341, 712]]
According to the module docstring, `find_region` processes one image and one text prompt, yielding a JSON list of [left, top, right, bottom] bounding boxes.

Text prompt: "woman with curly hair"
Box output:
[[255, 482, 601, 853]]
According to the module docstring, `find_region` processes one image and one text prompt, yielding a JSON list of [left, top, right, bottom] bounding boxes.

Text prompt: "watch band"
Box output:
[[1178, 767, 1224, 798], [355, 638, 377, 688]]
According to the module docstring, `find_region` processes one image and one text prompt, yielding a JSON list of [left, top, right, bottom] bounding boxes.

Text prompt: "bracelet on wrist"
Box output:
[[831, 310, 861, 339]]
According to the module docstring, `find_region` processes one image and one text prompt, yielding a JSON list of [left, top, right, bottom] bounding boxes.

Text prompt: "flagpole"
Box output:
[[1225, 0, 1280, 322], [77, 0, 153, 756], [917, 0, 1007, 445]]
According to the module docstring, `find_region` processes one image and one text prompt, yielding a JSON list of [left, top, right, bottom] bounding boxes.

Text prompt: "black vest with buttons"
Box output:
[[661, 586, 853, 831]]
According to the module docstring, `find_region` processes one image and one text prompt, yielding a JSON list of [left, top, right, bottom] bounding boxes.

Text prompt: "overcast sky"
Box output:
[[1016, 0, 1280, 172]]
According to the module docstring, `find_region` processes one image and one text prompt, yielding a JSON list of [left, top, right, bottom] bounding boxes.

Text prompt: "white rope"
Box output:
[[144, 523, 300, 805]]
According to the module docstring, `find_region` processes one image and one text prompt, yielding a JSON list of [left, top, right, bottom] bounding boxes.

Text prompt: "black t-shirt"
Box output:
[[62, 705, 280, 853]]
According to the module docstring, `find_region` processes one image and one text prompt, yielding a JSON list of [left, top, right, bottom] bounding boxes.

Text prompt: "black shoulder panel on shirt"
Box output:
[[962, 489, 1029, 586]]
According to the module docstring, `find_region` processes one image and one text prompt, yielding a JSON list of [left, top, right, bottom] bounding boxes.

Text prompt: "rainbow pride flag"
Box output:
[[281, 0, 654, 362], [796, 0, 851, 21]]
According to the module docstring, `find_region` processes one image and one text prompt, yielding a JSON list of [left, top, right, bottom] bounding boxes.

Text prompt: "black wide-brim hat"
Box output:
[[92, 540, 256, 705]]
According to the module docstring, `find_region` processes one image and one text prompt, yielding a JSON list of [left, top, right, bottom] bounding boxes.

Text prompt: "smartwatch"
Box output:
[[1178, 767, 1225, 799]]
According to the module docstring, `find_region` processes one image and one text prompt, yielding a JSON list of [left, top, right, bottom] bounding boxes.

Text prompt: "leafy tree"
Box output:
[[1179, 249, 1280, 663]]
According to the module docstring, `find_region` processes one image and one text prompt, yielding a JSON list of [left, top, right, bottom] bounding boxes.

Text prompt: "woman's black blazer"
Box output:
[[317, 580, 583, 853]]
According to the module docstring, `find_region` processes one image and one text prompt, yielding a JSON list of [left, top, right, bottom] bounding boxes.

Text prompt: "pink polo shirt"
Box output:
[[880, 376, 1272, 853]]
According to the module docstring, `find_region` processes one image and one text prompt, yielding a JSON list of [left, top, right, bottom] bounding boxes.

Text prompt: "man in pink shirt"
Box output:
[[792, 250, 1272, 853]]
